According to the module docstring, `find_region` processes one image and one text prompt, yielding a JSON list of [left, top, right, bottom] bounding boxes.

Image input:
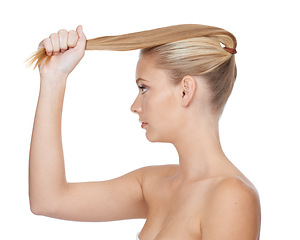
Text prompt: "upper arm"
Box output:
[[201, 178, 261, 240], [40, 167, 148, 222]]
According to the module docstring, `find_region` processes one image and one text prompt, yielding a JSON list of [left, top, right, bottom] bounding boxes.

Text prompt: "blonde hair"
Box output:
[[26, 24, 237, 114]]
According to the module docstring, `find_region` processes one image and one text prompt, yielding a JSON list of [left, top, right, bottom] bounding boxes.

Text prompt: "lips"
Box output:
[[139, 120, 147, 124], [139, 119, 148, 128]]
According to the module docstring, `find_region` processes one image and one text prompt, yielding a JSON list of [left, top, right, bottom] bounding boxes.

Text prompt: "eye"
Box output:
[[138, 85, 148, 94]]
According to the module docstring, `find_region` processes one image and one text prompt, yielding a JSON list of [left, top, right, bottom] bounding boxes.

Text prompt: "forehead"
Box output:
[[136, 54, 171, 86]]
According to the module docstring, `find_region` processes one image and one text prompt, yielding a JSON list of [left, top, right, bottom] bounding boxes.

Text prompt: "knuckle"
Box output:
[[69, 30, 77, 35], [58, 30, 68, 50], [38, 38, 48, 48], [42, 38, 53, 55], [44, 38, 51, 46], [58, 29, 68, 35], [49, 33, 57, 39], [48, 33, 59, 52], [68, 30, 78, 47]]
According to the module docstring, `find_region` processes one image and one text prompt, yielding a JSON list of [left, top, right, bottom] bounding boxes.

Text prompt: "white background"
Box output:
[[1, 0, 299, 239]]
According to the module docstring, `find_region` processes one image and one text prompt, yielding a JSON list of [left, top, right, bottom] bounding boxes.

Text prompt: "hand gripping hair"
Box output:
[[26, 24, 237, 115]]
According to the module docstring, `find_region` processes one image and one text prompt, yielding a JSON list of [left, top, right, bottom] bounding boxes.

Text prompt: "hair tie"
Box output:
[[223, 47, 237, 54]]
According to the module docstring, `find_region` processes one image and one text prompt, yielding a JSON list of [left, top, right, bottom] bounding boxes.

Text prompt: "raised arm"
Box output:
[[29, 26, 147, 221]]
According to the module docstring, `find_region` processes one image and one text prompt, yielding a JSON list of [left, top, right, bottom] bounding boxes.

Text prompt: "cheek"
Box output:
[[147, 92, 178, 125]]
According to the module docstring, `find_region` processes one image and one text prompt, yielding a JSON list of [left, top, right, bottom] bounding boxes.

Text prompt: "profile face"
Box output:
[[131, 54, 182, 143]]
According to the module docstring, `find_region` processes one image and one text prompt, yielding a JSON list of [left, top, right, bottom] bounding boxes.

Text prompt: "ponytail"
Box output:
[[26, 24, 236, 69], [26, 24, 237, 115]]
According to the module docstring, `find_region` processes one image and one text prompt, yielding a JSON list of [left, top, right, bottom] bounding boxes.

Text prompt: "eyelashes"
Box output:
[[138, 85, 148, 94]]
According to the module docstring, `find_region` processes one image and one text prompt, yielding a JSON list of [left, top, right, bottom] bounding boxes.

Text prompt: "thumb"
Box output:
[[76, 25, 87, 50]]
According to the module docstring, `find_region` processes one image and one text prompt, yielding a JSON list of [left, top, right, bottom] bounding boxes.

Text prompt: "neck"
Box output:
[[172, 116, 229, 181]]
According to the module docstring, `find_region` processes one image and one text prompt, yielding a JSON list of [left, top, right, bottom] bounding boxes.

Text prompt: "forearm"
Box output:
[[29, 74, 69, 213]]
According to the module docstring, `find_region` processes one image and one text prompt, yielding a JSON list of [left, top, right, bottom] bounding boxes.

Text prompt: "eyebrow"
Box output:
[[136, 78, 148, 84]]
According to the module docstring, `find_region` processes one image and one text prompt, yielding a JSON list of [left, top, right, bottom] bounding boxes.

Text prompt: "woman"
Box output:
[[28, 24, 261, 239]]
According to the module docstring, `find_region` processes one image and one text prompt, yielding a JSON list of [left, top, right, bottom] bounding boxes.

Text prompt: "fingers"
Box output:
[[49, 33, 60, 55], [58, 29, 68, 53], [76, 25, 87, 51], [68, 30, 78, 48], [38, 38, 53, 56], [39, 27, 81, 56]]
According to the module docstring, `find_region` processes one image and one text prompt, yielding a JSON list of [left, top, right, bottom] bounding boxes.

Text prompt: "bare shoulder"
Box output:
[[123, 164, 178, 184], [212, 176, 260, 206], [140, 164, 179, 178], [201, 176, 261, 239], [138, 164, 179, 190]]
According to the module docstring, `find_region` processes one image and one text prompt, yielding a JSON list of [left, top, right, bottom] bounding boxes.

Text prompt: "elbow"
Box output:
[[30, 203, 43, 216], [29, 186, 67, 217], [29, 198, 61, 217], [29, 185, 68, 217], [29, 192, 42, 215], [29, 199, 48, 216], [29, 191, 46, 215]]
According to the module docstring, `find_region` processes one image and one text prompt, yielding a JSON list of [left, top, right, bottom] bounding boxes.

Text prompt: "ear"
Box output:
[[180, 75, 196, 107]]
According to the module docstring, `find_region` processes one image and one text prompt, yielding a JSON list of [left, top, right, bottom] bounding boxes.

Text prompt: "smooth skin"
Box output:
[[29, 26, 261, 239]]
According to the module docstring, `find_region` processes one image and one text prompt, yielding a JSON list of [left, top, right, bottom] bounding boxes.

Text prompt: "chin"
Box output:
[[145, 131, 171, 143], [145, 131, 156, 142]]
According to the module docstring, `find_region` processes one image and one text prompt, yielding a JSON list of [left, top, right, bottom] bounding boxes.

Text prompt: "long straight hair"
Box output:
[[26, 24, 237, 114]]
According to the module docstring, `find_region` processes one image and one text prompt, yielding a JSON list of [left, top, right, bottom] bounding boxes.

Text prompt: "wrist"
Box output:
[[40, 71, 69, 80], [40, 73, 68, 87]]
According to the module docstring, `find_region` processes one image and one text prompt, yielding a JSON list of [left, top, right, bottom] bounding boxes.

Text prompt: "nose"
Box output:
[[130, 95, 142, 114]]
